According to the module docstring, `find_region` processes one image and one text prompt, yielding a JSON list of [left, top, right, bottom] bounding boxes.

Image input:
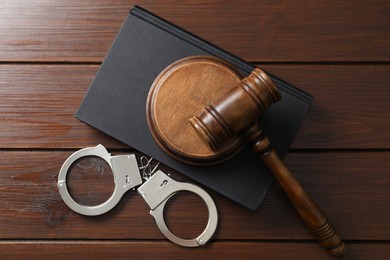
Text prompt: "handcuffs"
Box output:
[[57, 144, 218, 247]]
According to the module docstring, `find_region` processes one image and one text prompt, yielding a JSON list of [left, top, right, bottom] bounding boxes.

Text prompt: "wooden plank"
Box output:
[[0, 65, 123, 149], [262, 64, 390, 149], [0, 241, 388, 260], [0, 64, 388, 149], [0, 151, 388, 240], [0, 0, 389, 62]]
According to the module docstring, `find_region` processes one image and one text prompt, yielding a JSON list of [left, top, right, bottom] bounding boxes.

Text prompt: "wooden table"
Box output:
[[0, 1, 389, 259]]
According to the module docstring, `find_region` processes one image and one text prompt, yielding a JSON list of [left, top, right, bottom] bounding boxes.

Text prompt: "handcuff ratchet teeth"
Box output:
[[57, 144, 218, 247]]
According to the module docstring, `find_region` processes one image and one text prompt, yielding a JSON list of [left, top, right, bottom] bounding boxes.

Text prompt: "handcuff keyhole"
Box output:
[[126, 175, 131, 184], [160, 179, 168, 187]]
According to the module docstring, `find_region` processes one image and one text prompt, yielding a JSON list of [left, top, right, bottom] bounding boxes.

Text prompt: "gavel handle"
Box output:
[[243, 124, 346, 257]]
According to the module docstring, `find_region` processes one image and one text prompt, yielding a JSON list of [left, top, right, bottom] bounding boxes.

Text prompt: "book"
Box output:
[[76, 6, 312, 210]]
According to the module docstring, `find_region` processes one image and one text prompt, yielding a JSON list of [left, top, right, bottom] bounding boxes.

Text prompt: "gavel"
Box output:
[[147, 56, 345, 257], [189, 68, 345, 257]]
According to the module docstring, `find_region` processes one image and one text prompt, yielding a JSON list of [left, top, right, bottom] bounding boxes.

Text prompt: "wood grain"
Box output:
[[146, 56, 244, 164], [0, 241, 388, 260], [262, 64, 390, 149], [0, 151, 388, 240], [0, 0, 389, 62], [0, 64, 388, 149], [0, 1, 388, 258], [0, 65, 123, 149]]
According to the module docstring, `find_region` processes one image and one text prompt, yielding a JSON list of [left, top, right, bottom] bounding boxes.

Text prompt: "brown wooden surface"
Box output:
[[147, 56, 244, 165], [0, 0, 389, 62], [0, 0, 389, 259]]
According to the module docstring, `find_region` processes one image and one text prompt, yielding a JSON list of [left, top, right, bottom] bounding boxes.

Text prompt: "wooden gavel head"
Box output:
[[189, 67, 281, 150]]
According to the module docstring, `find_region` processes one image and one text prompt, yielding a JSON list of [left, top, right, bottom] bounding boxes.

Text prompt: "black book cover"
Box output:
[[76, 6, 312, 210]]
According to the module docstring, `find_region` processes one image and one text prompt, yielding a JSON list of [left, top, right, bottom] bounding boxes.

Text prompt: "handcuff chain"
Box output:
[[139, 156, 160, 180]]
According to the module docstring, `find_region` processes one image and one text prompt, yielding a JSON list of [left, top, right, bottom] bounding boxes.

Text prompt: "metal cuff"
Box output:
[[137, 170, 218, 247], [57, 144, 142, 216]]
